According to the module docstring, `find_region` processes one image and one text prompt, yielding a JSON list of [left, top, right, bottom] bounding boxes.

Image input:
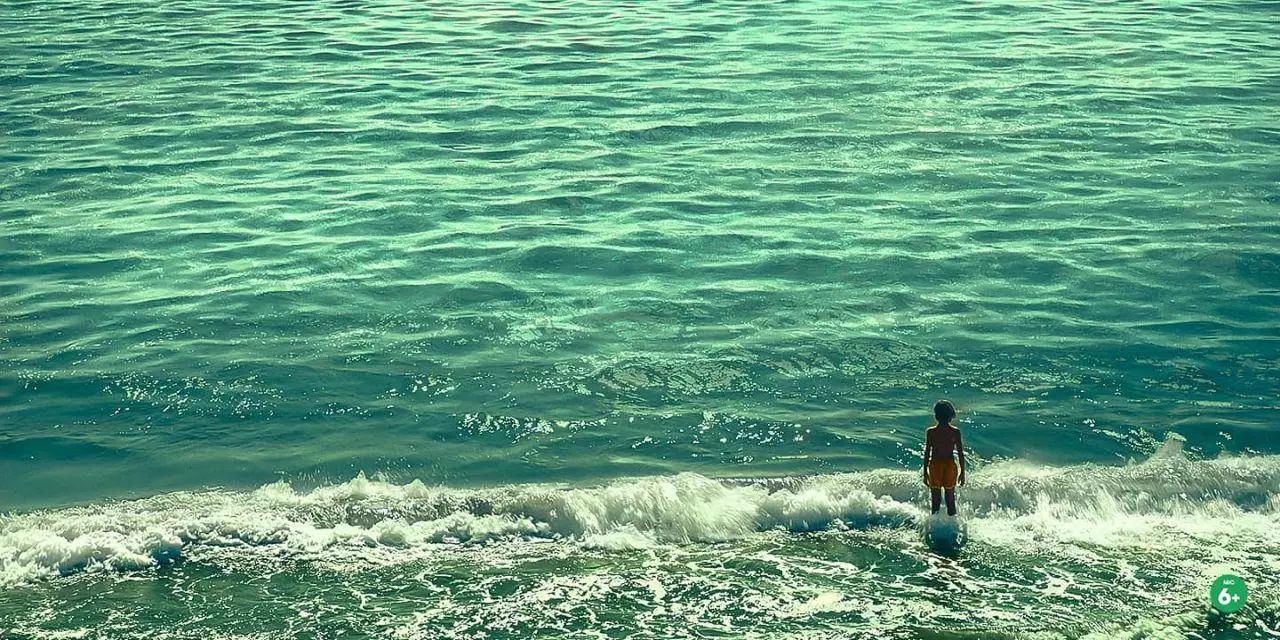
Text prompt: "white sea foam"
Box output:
[[2, 450, 1278, 586]]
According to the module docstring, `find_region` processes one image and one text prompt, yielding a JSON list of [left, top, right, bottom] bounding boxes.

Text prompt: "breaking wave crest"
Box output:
[[3, 447, 1278, 586]]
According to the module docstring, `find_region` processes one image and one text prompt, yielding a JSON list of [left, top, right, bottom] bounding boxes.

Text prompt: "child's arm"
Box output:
[[922, 431, 932, 485], [957, 429, 967, 486]]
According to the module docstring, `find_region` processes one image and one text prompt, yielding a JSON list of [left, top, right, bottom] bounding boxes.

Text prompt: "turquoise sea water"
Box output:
[[2, 0, 1279, 637]]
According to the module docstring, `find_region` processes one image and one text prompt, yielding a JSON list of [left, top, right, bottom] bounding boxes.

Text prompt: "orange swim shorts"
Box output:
[[927, 459, 958, 489]]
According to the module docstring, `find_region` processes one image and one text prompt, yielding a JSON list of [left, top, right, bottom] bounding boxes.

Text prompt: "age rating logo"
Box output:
[[1210, 574, 1248, 614]]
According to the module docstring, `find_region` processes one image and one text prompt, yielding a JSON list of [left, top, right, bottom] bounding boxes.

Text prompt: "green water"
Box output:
[[2, 0, 1278, 637]]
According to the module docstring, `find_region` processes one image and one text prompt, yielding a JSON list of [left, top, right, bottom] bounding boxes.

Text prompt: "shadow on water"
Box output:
[[922, 514, 968, 559]]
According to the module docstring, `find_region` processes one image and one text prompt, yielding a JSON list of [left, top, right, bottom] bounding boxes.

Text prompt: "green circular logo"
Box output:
[[1210, 574, 1248, 614]]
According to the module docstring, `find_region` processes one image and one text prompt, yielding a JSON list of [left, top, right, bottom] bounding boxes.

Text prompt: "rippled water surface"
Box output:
[[2, 0, 1279, 637]]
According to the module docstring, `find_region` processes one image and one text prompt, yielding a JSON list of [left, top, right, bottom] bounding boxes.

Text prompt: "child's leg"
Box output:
[[944, 488, 957, 516], [930, 488, 941, 514]]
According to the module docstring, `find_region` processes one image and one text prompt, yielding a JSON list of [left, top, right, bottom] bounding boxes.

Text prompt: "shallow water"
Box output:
[[2, 0, 1279, 637], [2, 451, 1279, 638]]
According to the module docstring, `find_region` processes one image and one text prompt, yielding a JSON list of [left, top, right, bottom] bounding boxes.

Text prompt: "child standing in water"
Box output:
[[922, 400, 966, 516]]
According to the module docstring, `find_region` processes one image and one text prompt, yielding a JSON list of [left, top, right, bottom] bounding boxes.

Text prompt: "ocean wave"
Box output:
[[2, 447, 1278, 586]]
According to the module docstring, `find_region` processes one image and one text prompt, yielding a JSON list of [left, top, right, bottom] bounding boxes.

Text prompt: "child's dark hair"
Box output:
[[933, 399, 956, 425]]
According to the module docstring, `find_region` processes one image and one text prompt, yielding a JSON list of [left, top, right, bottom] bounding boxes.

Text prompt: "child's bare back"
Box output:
[[925, 425, 961, 461]]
